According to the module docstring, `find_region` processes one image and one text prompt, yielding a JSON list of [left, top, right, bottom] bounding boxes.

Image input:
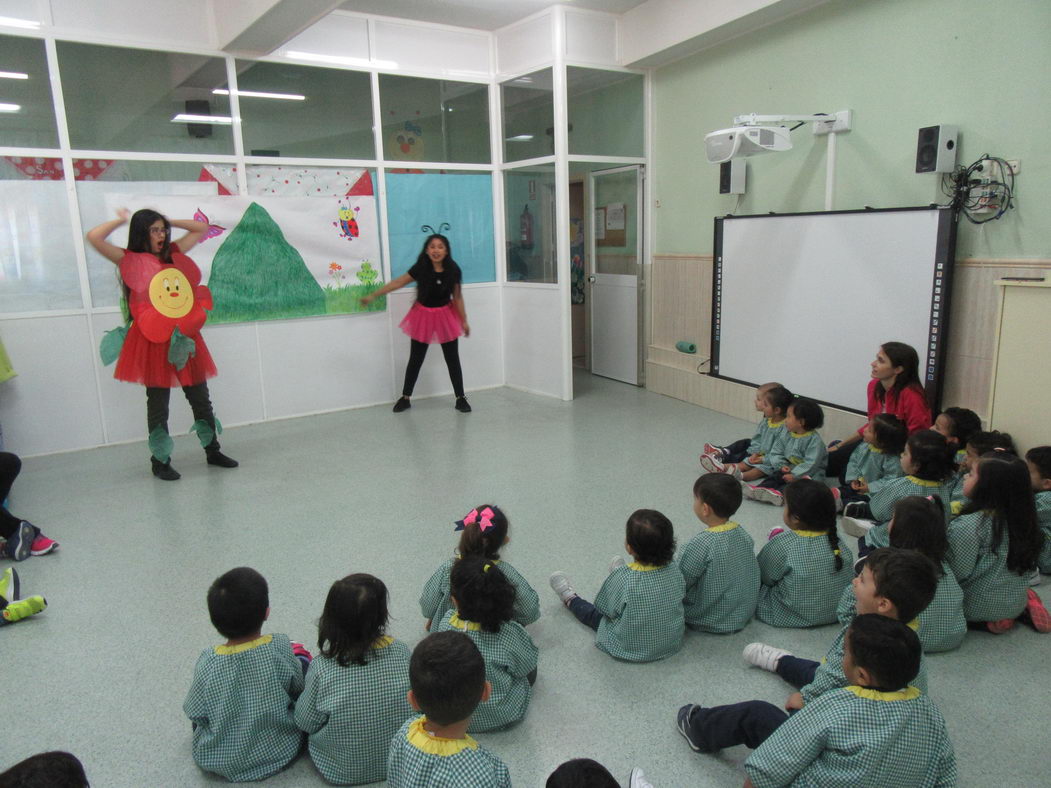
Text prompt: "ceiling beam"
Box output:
[[214, 0, 346, 57]]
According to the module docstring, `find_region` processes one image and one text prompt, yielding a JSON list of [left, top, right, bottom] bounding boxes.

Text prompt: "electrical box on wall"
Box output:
[[719, 160, 745, 194]]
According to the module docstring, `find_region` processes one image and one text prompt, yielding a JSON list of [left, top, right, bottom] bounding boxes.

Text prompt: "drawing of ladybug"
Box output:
[[333, 201, 360, 240]]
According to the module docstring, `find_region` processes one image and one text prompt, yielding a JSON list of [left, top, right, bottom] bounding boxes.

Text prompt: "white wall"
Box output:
[[501, 285, 566, 399]]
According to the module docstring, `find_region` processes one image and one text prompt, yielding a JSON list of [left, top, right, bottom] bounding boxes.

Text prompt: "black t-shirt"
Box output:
[[408, 258, 462, 307]]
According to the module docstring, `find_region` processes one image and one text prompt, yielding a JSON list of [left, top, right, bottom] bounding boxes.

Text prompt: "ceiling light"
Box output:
[[0, 103, 21, 112], [0, 17, 41, 29], [285, 51, 399, 70], [0, 71, 29, 80], [171, 113, 233, 124], [505, 134, 534, 142], [212, 89, 305, 101]]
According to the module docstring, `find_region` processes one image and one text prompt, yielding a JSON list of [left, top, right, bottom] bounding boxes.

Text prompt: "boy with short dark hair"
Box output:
[[184, 567, 305, 782], [742, 547, 938, 710], [678, 473, 759, 633], [678, 614, 957, 787], [387, 631, 510, 787]]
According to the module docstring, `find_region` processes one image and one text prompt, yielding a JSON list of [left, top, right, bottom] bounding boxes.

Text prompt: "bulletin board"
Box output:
[[596, 202, 626, 247]]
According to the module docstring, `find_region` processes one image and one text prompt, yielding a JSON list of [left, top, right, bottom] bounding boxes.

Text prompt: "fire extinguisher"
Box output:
[[519, 205, 534, 249]]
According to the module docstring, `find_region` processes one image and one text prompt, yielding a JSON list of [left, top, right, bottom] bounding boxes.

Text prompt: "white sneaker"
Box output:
[[1029, 568, 1042, 587], [743, 642, 791, 673], [549, 571, 577, 604], [725, 463, 743, 480], [841, 516, 876, 538], [609, 555, 626, 573], [741, 483, 759, 501], [752, 487, 784, 506], [629, 767, 655, 788], [702, 443, 725, 458], [699, 454, 725, 474]]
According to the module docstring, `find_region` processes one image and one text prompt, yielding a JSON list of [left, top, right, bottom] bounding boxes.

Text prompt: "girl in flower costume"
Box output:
[[87, 209, 237, 480]]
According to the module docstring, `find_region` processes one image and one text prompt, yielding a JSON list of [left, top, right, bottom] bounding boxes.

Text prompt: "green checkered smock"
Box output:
[[946, 510, 1028, 621], [836, 563, 965, 654], [387, 716, 511, 788], [844, 443, 903, 486], [420, 557, 540, 628], [1035, 491, 1051, 574], [801, 619, 928, 703], [863, 476, 956, 549], [745, 686, 957, 788], [294, 637, 413, 785], [757, 530, 853, 628], [434, 611, 537, 732], [594, 562, 685, 662], [183, 633, 304, 782], [744, 417, 788, 474], [766, 430, 828, 481], [678, 522, 759, 633]]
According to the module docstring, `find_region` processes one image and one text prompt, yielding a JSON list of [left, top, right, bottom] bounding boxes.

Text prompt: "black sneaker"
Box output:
[[151, 457, 181, 481], [842, 501, 871, 519], [206, 450, 239, 468], [676, 705, 705, 752], [392, 397, 411, 413], [455, 397, 472, 413]]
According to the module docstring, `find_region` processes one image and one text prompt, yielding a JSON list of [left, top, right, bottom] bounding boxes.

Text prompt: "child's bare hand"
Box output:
[[851, 480, 869, 494], [747, 453, 762, 464], [785, 692, 804, 711], [783, 473, 797, 482]]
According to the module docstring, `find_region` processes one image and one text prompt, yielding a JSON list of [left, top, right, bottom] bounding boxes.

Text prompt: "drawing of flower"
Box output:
[[328, 262, 345, 284]]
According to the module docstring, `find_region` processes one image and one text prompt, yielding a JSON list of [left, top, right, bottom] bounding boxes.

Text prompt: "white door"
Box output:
[[589, 166, 642, 384]]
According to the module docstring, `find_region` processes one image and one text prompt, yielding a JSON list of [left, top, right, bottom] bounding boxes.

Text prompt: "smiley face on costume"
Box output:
[[148, 268, 194, 319]]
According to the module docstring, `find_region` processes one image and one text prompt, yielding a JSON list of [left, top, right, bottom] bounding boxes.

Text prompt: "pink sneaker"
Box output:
[[767, 527, 786, 540], [752, 487, 784, 506], [699, 454, 725, 473], [830, 487, 842, 512], [30, 536, 59, 556], [986, 618, 1015, 634], [702, 443, 725, 458], [1023, 589, 1051, 633]]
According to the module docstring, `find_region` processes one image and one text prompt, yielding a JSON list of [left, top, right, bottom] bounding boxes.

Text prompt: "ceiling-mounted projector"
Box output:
[[704, 126, 792, 164]]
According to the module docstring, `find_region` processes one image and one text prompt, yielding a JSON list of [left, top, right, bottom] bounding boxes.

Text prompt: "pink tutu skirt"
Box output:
[[399, 302, 463, 344]]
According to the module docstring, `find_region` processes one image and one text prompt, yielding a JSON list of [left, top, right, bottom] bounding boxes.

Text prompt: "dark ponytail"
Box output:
[[450, 556, 516, 633], [826, 529, 844, 572], [783, 480, 841, 572]]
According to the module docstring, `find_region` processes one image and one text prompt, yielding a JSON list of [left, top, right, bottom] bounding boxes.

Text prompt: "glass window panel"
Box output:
[[379, 75, 490, 164], [594, 168, 639, 274], [0, 157, 80, 312], [0, 34, 59, 148], [568, 68, 644, 157], [501, 69, 553, 163], [75, 160, 227, 308], [57, 42, 233, 154], [385, 171, 494, 283], [505, 165, 556, 283], [231, 60, 374, 159]]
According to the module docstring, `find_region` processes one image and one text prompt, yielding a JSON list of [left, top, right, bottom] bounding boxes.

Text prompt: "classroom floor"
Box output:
[[3, 371, 1046, 786]]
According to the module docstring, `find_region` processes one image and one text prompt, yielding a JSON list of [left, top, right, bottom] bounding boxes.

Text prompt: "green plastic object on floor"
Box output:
[[675, 340, 697, 354], [168, 328, 197, 370], [99, 325, 128, 366]]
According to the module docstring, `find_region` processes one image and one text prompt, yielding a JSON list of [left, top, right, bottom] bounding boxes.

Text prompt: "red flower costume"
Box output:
[[113, 245, 217, 388]]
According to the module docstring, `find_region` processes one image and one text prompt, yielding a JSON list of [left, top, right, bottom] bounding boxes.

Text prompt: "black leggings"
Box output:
[[145, 382, 220, 452], [402, 339, 464, 398], [0, 452, 21, 539]]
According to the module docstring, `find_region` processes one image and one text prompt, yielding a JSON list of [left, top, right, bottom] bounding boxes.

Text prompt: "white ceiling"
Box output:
[[336, 0, 650, 31]]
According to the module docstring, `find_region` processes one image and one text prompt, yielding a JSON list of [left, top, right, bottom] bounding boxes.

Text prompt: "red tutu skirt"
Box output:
[[114, 323, 218, 388], [399, 302, 463, 344]]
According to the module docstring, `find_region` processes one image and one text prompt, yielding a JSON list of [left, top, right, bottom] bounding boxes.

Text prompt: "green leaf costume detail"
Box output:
[[99, 325, 128, 366], [168, 327, 197, 370], [189, 417, 222, 448], [148, 426, 174, 463]]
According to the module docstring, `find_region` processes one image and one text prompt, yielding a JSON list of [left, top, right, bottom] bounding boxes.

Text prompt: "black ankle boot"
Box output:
[[206, 449, 239, 468], [455, 396, 472, 413], [392, 397, 411, 413], [151, 457, 181, 481]]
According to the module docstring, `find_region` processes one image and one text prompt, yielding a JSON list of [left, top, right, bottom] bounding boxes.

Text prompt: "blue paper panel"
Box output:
[[386, 172, 495, 283]]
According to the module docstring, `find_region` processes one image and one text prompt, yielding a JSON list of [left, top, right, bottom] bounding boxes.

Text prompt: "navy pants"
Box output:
[[568, 596, 602, 631], [721, 438, 752, 464], [684, 701, 788, 752], [775, 655, 820, 688]]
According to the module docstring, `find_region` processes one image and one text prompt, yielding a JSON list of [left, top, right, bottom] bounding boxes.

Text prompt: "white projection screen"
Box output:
[[711, 207, 956, 414]]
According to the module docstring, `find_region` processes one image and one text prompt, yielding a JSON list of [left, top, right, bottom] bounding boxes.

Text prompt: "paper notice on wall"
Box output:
[[606, 203, 625, 230]]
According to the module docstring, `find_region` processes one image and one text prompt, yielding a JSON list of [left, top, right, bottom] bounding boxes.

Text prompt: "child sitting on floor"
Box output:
[[755, 480, 853, 628], [948, 430, 1016, 514], [700, 384, 793, 484], [294, 573, 413, 786], [744, 398, 828, 507], [932, 406, 982, 469], [550, 509, 685, 662], [676, 614, 956, 787], [387, 631, 511, 787], [947, 451, 1050, 634], [836, 413, 906, 509], [184, 567, 307, 782], [434, 556, 538, 732], [838, 497, 966, 653], [679, 473, 759, 633], [420, 504, 539, 630], [747, 547, 938, 709]]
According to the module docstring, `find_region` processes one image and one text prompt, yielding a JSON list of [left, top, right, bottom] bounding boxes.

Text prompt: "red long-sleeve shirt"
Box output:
[[862, 378, 932, 436]]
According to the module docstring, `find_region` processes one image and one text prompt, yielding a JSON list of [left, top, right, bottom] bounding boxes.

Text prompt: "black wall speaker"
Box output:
[[185, 99, 213, 139], [915, 125, 958, 173]]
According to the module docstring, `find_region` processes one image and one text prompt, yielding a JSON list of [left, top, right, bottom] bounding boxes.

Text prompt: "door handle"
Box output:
[[588, 275, 596, 282]]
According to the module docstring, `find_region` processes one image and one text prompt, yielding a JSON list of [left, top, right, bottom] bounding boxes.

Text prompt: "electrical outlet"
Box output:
[[1006, 159, 1020, 175]]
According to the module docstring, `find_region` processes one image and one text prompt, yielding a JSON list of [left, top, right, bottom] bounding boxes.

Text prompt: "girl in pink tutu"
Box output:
[[362, 234, 471, 412], [87, 209, 238, 480]]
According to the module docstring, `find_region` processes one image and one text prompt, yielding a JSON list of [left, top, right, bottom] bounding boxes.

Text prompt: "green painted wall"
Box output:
[[652, 0, 1051, 258]]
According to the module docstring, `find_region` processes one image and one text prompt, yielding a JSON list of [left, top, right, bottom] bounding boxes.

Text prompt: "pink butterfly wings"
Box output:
[[194, 208, 226, 241]]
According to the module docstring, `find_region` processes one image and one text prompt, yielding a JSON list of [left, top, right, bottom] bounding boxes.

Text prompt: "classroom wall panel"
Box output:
[[371, 19, 491, 78], [564, 11, 618, 65], [496, 14, 555, 78], [501, 285, 565, 399]]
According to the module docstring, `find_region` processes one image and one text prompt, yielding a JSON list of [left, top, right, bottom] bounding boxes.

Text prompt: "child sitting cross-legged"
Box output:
[[755, 480, 853, 628], [932, 406, 982, 470], [1026, 446, 1051, 578], [700, 384, 793, 484], [947, 429, 1016, 516], [744, 397, 828, 507], [746, 547, 938, 710], [433, 556, 538, 732], [550, 509, 685, 662], [184, 567, 308, 782], [294, 574, 413, 786], [837, 497, 966, 653], [387, 631, 511, 788], [676, 613, 957, 787], [836, 414, 907, 511], [679, 473, 759, 633]]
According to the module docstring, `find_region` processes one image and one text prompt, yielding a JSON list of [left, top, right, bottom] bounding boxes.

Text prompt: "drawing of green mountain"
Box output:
[[207, 202, 326, 324]]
